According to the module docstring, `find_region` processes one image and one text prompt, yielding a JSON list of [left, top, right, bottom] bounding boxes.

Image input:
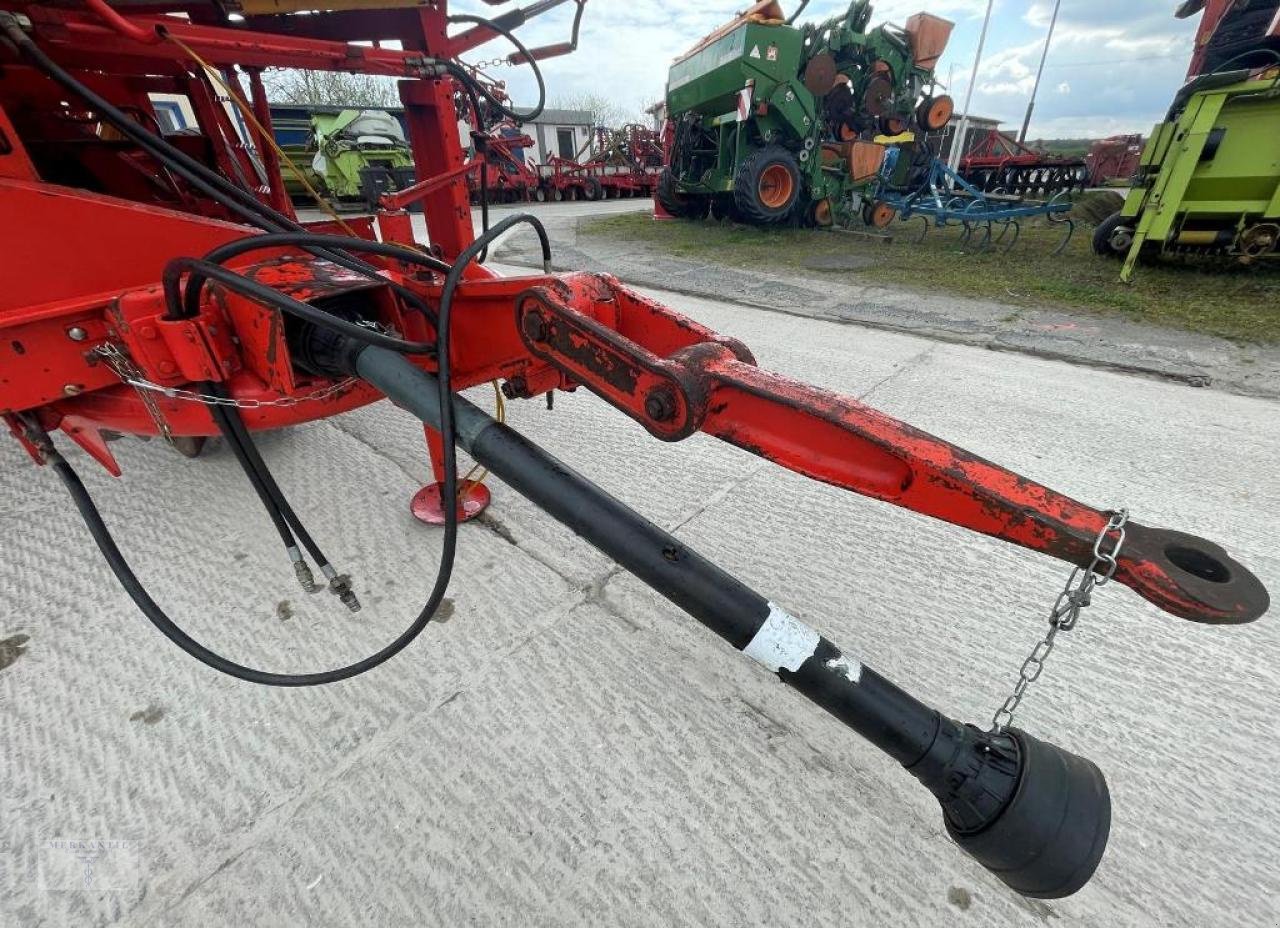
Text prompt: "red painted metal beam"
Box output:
[[512, 277, 1268, 625]]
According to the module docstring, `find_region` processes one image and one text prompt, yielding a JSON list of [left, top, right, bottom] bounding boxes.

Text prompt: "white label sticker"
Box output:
[[749, 44, 762, 59], [743, 603, 820, 672]]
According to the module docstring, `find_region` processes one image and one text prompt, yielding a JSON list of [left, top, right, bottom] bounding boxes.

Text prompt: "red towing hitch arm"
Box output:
[[514, 274, 1268, 625]]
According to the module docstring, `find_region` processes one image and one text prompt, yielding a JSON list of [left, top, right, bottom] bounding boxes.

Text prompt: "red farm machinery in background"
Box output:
[[0, 0, 1268, 903], [958, 128, 1089, 197], [1085, 134, 1145, 187], [533, 123, 664, 202]]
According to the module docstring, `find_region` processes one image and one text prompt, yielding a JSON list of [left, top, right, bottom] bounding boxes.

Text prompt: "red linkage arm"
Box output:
[[511, 274, 1268, 625]]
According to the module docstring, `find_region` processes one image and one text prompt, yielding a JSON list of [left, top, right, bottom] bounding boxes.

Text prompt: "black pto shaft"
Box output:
[[353, 344, 1112, 899]]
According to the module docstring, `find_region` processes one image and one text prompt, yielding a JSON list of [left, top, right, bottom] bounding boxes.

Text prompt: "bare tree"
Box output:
[[549, 91, 646, 129], [266, 69, 401, 108]]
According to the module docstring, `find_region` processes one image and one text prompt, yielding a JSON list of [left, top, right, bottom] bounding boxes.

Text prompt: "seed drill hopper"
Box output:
[[0, 0, 1270, 902]]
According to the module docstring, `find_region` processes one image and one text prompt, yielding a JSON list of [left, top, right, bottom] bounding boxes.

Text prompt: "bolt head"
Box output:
[[67, 327, 88, 342], [644, 388, 678, 423], [158, 360, 176, 375], [63, 384, 83, 396]]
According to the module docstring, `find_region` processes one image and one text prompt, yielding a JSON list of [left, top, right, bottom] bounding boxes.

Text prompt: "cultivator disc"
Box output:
[[969, 162, 1089, 198]]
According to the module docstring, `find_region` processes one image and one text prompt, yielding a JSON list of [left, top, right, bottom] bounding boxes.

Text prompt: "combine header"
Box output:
[[1094, 0, 1280, 279], [0, 0, 1270, 902], [958, 129, 1089, 198]]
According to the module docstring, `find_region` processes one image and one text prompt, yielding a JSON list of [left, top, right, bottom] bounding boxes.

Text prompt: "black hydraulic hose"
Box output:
[[206, 400, 297, 552], [181, 232, 450, 325], [446, 15, 546, 123], [161, 259, 436, 354], [49, 443, 456, 687], [0, 15, 421, 294], [48, 217, 549, 686], [206, 384, 335, 574], [452, 74, 492, 262]]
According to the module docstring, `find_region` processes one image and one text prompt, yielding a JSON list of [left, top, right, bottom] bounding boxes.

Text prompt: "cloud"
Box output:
[[448, 0, 1200, 137]]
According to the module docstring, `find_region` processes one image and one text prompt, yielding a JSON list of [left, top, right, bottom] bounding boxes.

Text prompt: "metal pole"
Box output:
[[1019, 0, 1062, 144], [947, 0, 996, 175]]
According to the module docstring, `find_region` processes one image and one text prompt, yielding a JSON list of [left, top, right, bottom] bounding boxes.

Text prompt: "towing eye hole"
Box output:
[[1165, 544, 1232, 584]]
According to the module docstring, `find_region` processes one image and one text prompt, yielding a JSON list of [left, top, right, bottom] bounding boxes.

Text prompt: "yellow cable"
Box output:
[[167, 34, 358, 236]]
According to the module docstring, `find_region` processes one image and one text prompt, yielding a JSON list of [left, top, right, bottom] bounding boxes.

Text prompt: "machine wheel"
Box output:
[[709, 195, 739, 222], [916, 94, 954, 131], [1092, 211, 1135, 259], [552, 187, 564, 202], [863, 200, 896, 229], [534, 185, 548, 202], [583, 177, 602, 201], [733, 145, 802, 224], [656, 168, 707, 219]]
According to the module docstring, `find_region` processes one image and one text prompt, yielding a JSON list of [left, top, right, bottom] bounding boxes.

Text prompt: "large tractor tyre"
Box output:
[[656, 168, 706, 220], [733, 145, 803, 225], [1092, 212, 1136, 259]]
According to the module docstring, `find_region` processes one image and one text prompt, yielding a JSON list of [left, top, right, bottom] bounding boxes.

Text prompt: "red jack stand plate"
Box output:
[[410, 479, 492, 524]]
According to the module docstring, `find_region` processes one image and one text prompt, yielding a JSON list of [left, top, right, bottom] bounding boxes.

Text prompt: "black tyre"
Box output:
[[656, 168, 707, 219], [583, 177, 602, 201], [733, 145, 803, 224], [709, 196, 739, 222], [1092, 211, 1135, 259]]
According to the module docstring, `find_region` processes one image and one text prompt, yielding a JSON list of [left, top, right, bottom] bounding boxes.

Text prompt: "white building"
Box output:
[[522, 108, 594, 163]]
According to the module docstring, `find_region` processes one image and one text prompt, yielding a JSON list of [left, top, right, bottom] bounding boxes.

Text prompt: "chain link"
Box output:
[[990, 508, 1129, 732], [94, 343, 176, 444], [93, 344, 359, 410]]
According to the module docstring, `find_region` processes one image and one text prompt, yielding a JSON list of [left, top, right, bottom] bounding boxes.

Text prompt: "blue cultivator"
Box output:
[[868, 148, 1076, 254]]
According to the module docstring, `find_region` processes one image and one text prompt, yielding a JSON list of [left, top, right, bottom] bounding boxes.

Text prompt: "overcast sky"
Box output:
[[450, 0, 1198, 138]]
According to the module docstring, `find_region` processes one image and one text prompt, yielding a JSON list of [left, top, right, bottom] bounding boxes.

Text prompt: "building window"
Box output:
[[556, 127, 576, 160]]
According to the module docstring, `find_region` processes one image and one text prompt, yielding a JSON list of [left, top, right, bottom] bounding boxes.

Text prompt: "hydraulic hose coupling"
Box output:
[[908, 719, 1110, 898]]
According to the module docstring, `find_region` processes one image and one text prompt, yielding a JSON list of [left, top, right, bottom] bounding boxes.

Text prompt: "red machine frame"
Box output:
[[0, 0, 1268, 628]]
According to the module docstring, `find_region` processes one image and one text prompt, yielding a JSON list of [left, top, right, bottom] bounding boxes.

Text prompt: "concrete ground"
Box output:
[[2, 210, 1279, 927]]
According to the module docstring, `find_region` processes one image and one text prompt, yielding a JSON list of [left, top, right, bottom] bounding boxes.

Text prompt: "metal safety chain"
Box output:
[[990, 508, 1129, 732], [93, 343, 359, 410], [93, 342, 176, 444]]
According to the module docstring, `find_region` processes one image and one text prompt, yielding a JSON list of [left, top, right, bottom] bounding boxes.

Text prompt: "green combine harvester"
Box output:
[[1093, 0, 1280, 280], [279, 108, 416, 210], [657, 0, 954, 226]]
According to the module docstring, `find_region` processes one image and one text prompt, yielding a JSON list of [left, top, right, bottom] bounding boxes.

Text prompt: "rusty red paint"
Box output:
[[0, 2, 1265, 629]]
